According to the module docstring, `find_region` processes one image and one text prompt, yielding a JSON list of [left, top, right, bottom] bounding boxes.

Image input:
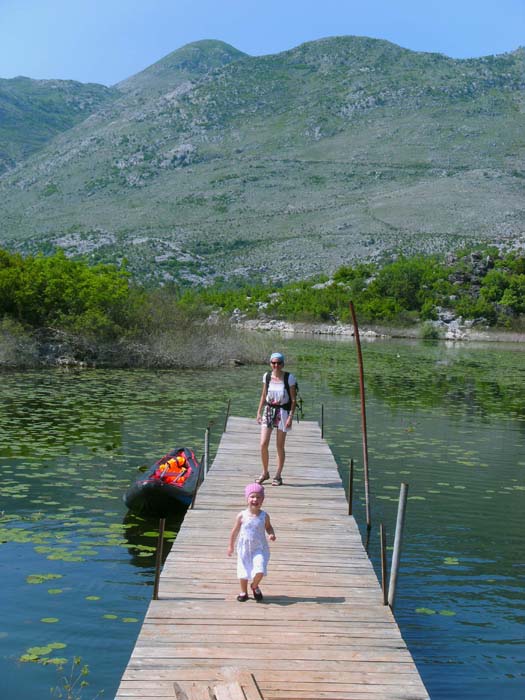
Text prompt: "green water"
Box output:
[[0, 338, 524, 699]]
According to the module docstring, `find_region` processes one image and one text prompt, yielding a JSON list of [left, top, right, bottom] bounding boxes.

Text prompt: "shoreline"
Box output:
[[237, 318, 525, 344], [1, 319, 524, 370]]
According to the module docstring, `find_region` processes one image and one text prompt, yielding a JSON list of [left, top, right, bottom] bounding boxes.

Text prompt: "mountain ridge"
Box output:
[[1, 35, 524, 285]]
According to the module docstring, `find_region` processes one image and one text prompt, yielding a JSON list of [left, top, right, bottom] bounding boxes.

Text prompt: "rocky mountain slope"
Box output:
[[0, 37, 524, 285], [0, 76, 117, 173]]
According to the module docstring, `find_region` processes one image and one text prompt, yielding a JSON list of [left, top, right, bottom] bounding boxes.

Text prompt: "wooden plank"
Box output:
[[212, 683, 245, 700], [184, 684, 213, 700], [235, 673, 264, 700], [116, 417, 429, 700]]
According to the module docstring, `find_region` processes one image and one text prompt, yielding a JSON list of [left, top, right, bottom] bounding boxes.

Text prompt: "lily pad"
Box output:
[[27, 573, 63, 585], [43, 657, 68, 666]]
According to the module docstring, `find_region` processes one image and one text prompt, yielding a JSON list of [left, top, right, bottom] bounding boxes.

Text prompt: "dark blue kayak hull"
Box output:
[[124, 447, 201, 517]]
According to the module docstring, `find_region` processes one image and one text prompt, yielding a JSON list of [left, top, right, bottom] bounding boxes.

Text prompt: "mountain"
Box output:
[[0, 76, 117, 173], [0, 37, 524, 286], [116, 39, 247, 96]]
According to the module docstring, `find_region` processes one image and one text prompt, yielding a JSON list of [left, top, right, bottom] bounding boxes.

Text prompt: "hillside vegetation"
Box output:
[[0, 37, 524, 285], [0, 76, 117, 173], [1, 246, 523, 368], [0, 248, 259, 368], [182, 247, 525, 328]]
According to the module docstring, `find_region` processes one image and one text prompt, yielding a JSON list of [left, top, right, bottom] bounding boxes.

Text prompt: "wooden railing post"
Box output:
[[204, 426, 210, 474], [190, 458, 205, 510], [388, 483, 409, 610], [348, 458, 354, 516], [224, 399, 231, 432], [380, 523, 388, 605], [320, 403, 324, 439], [152, 517, 165, 600]]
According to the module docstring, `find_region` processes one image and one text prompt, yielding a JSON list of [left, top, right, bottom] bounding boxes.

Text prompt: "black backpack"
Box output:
[[264, 371, 303, 421]]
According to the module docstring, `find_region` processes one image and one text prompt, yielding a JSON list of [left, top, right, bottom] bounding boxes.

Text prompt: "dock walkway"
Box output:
[[116, 416, 429, 699]]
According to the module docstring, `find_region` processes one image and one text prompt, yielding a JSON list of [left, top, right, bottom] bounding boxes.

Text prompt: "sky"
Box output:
[[0, 0, 523, 86]]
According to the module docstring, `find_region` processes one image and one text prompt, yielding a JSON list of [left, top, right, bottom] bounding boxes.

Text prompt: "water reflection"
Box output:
[[121, 511, 184, 568]]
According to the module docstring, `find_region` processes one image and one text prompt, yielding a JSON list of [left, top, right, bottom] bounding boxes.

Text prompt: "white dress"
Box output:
[[236, 509, 270, 580]]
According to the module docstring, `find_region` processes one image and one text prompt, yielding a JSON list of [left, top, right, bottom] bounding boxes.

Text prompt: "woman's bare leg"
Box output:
[[259, 426, 272, 477], [275, 429, 287, 478]]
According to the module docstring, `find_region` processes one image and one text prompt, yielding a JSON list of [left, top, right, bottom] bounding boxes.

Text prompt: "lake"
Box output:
[[0, 337, 524, 699]]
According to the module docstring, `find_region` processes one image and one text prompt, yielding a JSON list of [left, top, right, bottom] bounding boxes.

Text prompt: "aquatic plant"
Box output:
[[50, 656, 102, 700]]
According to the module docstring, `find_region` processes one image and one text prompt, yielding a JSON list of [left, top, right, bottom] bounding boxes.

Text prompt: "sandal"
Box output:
[[251, 586, 263, 601], [272, 476, 283, 486], [255, 473, 270, 484], [236, 593, 249, 602]]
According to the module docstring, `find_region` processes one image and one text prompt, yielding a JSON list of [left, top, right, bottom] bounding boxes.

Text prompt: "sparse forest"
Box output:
[[0, 246, 523, 368]]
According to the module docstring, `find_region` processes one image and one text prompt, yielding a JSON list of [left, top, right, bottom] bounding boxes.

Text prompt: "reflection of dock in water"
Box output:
[[116, 416, 429, 699], [122, 511, 185, 569]]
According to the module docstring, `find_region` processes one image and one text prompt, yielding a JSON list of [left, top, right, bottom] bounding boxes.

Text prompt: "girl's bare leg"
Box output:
[[239, 578, 248, 595], [251, 572, 264, 590], [275, 430, 287, 478]]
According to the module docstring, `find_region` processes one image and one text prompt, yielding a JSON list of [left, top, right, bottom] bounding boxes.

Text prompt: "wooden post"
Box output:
[[380, 523, 388, 606], [190, 459, 204, 510], [224, 398, 231, 432], [152, 517, 166, 600], [348, 458, 354, 516], [364, 525, 371, 554], [388, 483, 409, 610], [204, 427, 210, 475], [349, 301, 371, 531], [320, 403, 324, 439]]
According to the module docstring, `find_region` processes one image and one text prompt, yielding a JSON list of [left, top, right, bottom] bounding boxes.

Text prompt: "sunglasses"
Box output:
[[271, 360, 283, 365]]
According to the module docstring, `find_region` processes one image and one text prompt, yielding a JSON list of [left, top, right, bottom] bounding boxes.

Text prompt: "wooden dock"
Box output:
[[116, 417, 429, 700]]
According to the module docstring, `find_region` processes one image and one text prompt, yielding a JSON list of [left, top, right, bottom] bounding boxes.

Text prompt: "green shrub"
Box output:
[[421, 322, 440, 340]]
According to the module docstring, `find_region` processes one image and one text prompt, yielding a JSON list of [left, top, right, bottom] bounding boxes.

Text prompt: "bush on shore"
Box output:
[[185, 248, 525, 329], [0, 245, 523, 369], [0, 251, 265, 368]]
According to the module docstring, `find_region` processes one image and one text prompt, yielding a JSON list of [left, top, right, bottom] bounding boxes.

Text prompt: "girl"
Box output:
[[256, 351, 298, 486], [227, 482, 276, 601]]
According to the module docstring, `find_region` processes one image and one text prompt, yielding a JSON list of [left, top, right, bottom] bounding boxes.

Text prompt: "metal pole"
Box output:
[[152, 517, 166, 600], [223, 398, 231, 432], [388, 483, 409, 610], [349, 301, 371, 531], [321, 403, 324, 439], [380, 523, 388, 606], [348, 458, 354, 516], [204, 427, 210, 475]]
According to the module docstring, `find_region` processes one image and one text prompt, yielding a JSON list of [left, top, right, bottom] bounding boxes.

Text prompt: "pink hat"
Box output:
[[245, 483, 265, 500]]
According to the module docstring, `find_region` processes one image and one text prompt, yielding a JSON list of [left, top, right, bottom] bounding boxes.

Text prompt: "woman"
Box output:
[[255, 352, 297, 486]]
